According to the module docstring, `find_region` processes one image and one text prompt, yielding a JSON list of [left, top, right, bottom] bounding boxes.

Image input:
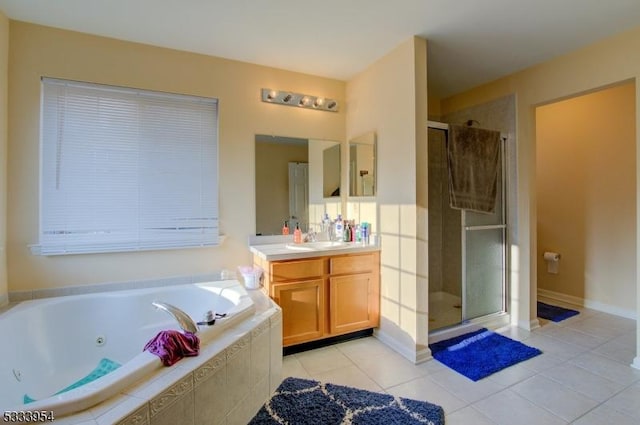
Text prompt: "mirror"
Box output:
[[349, 131, 376, 197], [255, 135, 341, 235], [323, 144, 341, 197]]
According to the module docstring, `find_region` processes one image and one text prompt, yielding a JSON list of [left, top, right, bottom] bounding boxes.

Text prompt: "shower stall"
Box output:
[[427, 121, 509, 335]]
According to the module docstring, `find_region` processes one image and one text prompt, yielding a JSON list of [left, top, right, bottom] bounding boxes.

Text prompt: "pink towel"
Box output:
[[143, 330, 200, 366]]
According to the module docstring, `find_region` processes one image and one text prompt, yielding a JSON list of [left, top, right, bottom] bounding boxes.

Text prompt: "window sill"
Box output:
[[29, 234, 226, 256]]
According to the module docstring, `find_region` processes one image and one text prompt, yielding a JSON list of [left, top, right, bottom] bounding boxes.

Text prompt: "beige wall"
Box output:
[[0, 11, 7, 305], [346, 37, 430, 362], [442, 25, 640, 336], [7, 21, 345, 291], [536, 82, 636, 316]]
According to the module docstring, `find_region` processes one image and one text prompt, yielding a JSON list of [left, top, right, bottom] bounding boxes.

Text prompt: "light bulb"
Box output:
[[299, 96, 310, 107]]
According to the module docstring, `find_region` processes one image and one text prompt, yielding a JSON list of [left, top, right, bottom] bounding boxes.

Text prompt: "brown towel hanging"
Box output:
[[447, 124, 501, 214]]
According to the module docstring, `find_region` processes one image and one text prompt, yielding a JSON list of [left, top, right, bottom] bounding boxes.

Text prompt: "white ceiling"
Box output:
[[1, 0, 640, 98]]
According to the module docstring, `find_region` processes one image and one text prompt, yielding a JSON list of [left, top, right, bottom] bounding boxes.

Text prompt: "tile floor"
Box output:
[[281, 301, 640, 424]]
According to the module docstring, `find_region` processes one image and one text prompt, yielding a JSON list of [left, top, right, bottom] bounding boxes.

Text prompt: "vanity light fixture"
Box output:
[[261, 88, 339, 112]]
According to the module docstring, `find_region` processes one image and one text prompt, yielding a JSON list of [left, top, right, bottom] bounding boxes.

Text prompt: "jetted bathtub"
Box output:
[[0, 280, 255, 417]]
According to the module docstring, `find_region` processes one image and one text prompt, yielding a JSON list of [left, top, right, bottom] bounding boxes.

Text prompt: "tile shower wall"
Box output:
[[427, 128, 462, 297]]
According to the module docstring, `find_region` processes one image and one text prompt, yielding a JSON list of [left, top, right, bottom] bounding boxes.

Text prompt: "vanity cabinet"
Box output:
[[272, 278, 325, 346], [255, 251, 380, 347]]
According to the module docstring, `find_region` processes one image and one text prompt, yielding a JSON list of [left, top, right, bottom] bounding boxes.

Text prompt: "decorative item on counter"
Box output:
[[293, 223, 302, 244], [282, 221, 289, 235], [238, 265, 264, 290]]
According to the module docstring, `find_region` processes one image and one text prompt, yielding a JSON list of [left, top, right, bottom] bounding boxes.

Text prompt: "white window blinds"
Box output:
[[34, 78, 219, 255]]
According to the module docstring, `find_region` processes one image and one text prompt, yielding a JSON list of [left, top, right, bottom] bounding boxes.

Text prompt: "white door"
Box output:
[[288, 162, 309, 230]]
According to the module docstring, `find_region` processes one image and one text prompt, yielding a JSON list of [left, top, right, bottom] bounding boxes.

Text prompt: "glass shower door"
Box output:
[[461, 139, 506, 320]]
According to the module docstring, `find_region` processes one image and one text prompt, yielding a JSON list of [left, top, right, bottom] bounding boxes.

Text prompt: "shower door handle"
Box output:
[[464, 224, 506, 231]]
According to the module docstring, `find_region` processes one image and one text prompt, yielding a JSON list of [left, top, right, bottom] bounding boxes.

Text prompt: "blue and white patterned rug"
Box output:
[[249, 377, 445, 425]]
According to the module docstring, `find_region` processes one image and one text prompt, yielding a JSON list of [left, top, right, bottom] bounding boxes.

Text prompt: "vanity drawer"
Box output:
[[271, 258, 327, 281], [330, 253, 375, 275]]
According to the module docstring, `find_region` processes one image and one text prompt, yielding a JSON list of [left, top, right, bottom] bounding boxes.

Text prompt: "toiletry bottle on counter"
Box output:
[[282, 221, 289, 235], [322, 213, 331, 231], [321, 213, 332, 239], [361, 222, 369, 244], [293, 223, 302, 243], [334, 214, 344, 241], [343, 221, 351, 242]]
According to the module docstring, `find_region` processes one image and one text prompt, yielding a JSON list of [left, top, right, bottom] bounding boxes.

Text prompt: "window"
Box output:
[[33, 78, 219, 255]]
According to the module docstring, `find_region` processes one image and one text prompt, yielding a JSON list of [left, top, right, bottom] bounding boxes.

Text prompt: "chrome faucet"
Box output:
[[152, 301, 198, 334]]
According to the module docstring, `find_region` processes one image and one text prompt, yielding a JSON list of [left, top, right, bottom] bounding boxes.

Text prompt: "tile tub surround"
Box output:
[[36, 289, 283, 425]]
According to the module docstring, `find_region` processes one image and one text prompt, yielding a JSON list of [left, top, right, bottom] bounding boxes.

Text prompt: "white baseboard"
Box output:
[[373, 329, 431, 364], [632, 356, 640, 371], [517, 318, 540, 331], [538, 288, 637, 320], [415, 347, 433, 364]]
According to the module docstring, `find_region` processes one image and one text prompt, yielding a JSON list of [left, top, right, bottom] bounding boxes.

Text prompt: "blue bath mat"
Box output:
[[24, 358, 121, 404], [249, 377, 445, 425], [537, 301, 580, 322], [429, 328, 542, 381]]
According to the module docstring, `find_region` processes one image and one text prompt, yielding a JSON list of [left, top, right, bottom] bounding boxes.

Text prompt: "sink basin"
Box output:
[[285, 241, 351, 251]]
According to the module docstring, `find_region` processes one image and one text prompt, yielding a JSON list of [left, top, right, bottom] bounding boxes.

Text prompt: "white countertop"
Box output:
[[249, 236, 381, 261]]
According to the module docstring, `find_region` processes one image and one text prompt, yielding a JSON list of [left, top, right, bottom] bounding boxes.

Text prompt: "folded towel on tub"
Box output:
[[144, 330, 200, 366]]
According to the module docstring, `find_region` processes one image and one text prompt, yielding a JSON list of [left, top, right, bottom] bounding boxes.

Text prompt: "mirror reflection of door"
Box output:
[[348, 132, 376, 197], [323, 144, 341, 197], [288, 162, 309, 231]]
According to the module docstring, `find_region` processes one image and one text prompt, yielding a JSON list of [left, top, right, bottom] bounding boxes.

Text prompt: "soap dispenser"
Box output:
[[293, 223, 302, 244], [282, 221, 289, 235]]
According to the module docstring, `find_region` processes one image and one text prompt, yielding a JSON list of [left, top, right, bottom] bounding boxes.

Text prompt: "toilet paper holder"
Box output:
[[543, 251, 560, 274], [543, 251, 560, 262]]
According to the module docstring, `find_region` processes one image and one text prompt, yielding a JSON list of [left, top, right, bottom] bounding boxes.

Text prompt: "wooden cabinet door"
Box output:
[[273, 279, 325, 346], [329, 273, 377, 335]]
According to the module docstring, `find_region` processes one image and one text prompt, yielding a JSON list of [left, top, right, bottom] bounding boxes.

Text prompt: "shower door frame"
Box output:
[[427, 121, 509, 332]]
